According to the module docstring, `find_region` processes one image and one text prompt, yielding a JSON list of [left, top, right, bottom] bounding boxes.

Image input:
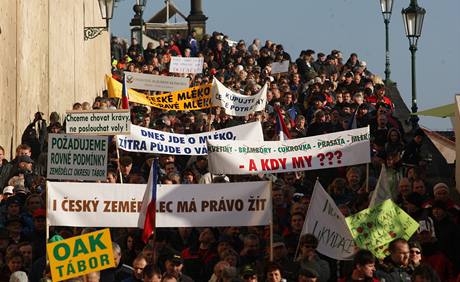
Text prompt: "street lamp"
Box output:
[[402, 0, 426, 129], [84, 0, 115, 40], [379, 0, 393, 84], [130, 0, 147, 49]]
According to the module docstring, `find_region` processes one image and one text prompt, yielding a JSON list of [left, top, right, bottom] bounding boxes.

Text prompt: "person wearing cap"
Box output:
[[339, 250, 378, 282], [119, 156, 134, 183], [2, 185, 14, 201], [240, 264, 258, 281], [163, 252, 193, 282]]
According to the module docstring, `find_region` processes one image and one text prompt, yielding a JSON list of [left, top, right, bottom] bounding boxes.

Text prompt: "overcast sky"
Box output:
[[111, 0, 460, 130]]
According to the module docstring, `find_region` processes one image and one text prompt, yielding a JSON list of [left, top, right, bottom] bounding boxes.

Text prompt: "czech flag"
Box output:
[[139, 158, 159, 243], [121, 73, 130, 110]]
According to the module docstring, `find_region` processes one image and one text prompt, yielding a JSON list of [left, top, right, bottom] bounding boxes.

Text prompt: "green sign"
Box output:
[[345, 199, 419, 258]]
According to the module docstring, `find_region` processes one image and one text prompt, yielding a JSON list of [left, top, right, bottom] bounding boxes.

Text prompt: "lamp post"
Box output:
[[84, 0, 115, 40], [379, 0, 393, 84], [130, 0, 147, 48], [402, 0, 426, 129]]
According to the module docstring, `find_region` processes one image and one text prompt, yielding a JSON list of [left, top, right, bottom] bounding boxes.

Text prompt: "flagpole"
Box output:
[[269, 181, 274, 262], [366, 125, 370, 193], [366, 163, 369, 193], [46, 181, 50, 240], [116, 140, 123, 184]]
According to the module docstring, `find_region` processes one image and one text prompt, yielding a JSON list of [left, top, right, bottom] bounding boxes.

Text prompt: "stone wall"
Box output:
[[0, 0, 110, 159]]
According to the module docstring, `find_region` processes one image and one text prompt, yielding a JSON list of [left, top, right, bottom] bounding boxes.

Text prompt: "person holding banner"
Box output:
[[296, 234, 330, 282]]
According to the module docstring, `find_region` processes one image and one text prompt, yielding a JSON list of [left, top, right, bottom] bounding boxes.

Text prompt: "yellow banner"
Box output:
[[106, 75, 212, 111], [47, 229, 115, 281]]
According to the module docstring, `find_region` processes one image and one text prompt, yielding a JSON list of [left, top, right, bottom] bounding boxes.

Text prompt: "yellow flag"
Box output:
[[105, 75, 212, 111]]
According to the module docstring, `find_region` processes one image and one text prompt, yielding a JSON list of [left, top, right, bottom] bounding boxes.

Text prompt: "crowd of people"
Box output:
[[0, 29, 459, 282]]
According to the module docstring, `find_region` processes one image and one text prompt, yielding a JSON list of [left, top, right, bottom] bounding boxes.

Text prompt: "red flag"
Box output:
[[121, 73, 130, 109], [274, 106, 291, 140], [139, 158, 159, 243]]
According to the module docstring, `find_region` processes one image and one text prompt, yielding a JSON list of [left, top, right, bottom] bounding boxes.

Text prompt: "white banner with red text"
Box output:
[[207, 127, 371, 174], [47, 181, 271, 228], [116, 122, 263, 155]]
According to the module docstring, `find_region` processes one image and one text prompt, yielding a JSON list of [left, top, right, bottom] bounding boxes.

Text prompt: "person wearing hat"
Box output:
[[429, 182, 460, 212], [163, 252, 193, 282], [119, 156, 134, 183], [241, 265, 258, 281]]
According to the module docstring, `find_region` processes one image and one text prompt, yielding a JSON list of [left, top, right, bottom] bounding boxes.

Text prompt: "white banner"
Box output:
[[207, 127, 371, 174], [169, 57, 204, 74], [301, 181, 355, 260], [116, 122, 263, 155], [65, 110, 131, 135], [47, 181, 271, 228], [124, 72, 190, 92], [47, 134, 108, 181], [212, 78, 268, 116], [271, 61, 290, 74]]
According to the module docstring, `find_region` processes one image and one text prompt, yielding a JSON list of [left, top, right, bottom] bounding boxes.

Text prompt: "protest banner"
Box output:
[[107, 74, 212, 110], [345, 199, 419, 258], [301, 180, 355, 260], [117, 122, 263, 155], [124, 71, 190, 92], [47, 229, 115, 281], [47, 181, 271, 228], [207, 127, 371, 174], [169, 56, 204, 74], [368, 165, 392, 208], [143, 83, 212, 110], [65, 110, 131, 135], [47, 134, 108, 181], [271, 61, 290, 74], [212, 78, 268, 116], [106, 75, 152, 105]]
